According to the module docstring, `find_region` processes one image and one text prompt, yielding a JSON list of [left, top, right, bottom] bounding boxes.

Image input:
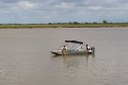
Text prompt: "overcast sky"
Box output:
[[0, 0, 128, 23]]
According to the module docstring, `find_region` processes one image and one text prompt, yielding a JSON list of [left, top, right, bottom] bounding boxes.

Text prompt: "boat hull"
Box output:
[[51, 49, 94, 56]]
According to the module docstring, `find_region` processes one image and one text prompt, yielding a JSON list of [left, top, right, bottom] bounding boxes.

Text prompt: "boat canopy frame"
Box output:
[[65, 40, 83, 44]]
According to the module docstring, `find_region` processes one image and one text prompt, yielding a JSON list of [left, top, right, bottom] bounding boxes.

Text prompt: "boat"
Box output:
[[51, 40, 95, 56]]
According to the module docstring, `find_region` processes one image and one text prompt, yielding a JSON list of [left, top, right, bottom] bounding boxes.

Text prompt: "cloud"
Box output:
[[17, 1, 36, 9], [0, 0, 20, 3], [54, 2, 75, 9], [87, 6, 102, 11], [0, 0, 128, 23]]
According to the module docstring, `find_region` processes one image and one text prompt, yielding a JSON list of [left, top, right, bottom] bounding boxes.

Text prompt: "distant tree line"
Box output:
[[0, 20, 128, 25], [48, 20, 128, 25]]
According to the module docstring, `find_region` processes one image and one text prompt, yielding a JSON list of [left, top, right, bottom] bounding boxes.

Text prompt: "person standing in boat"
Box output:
[[62, 45, 67, 55]]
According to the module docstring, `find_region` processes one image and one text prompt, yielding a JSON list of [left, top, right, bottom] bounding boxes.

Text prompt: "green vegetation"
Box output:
[[0, 21, 128, 28]]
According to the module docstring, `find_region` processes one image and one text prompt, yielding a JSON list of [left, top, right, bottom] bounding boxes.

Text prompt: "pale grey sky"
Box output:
[[0, 0, 128, 23]]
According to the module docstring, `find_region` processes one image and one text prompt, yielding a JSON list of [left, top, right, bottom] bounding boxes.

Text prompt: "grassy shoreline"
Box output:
[[0, 23, 128, 28]]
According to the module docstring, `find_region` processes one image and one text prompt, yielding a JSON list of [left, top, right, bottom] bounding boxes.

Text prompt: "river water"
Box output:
[[0, 28, 128, 85]]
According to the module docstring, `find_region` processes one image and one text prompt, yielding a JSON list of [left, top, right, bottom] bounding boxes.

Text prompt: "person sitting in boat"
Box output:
[[62, 45, 67, 55], [90, 46, 95, 52], [86, 44, 90, 50]]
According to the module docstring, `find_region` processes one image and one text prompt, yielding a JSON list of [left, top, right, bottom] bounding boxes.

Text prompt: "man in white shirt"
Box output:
[[86, 44, 90, 50]]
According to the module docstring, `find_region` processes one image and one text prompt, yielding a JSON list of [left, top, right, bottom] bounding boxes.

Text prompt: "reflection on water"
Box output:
[[52, 54, 95, 71], [52, 54, 95, 70], [51, 54, 96, 85]]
